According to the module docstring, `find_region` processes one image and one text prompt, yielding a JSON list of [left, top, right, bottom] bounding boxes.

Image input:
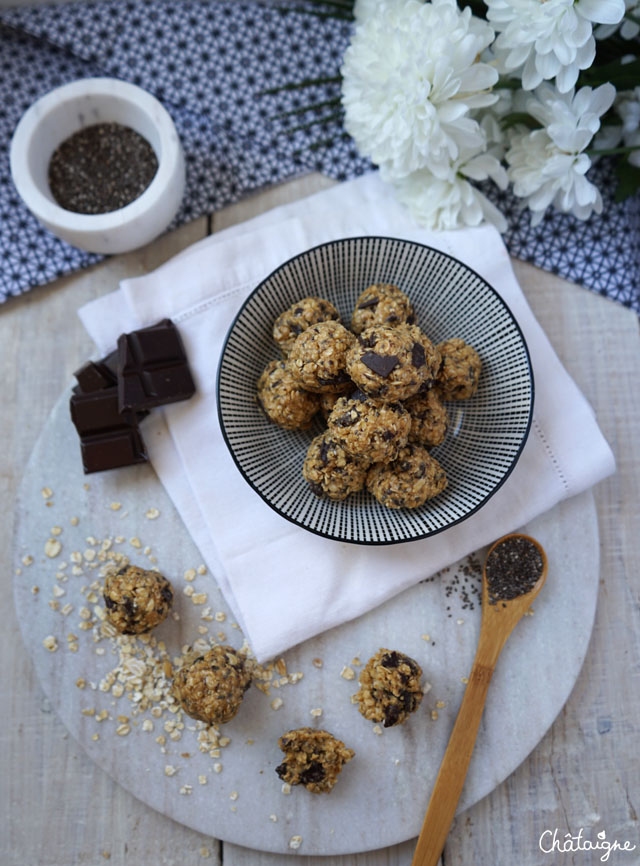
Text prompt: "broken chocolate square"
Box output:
[[117, 318, 196, 412], [70, 389, 148, 474]]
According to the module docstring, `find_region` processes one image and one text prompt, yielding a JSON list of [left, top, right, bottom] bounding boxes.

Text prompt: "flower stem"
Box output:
[[273, 97, 342, 119], [258, 75, 342, 96], [586, 144, 640, 156], [283, 112, 344, 135]]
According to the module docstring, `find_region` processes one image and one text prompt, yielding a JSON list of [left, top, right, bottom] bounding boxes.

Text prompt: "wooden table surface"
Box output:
[[1, 174, 639, 866]]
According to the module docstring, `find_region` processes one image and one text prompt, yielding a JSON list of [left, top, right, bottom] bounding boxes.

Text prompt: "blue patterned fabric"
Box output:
[[0, 0, 638, 311]]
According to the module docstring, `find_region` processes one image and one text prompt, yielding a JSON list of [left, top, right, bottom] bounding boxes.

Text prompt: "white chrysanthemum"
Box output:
[[341, 0, 499, 181], [505, 83, 616, 224], [597, 0, 640, 39], [393, 141, 509, 231], [486, 0, 625, 93]]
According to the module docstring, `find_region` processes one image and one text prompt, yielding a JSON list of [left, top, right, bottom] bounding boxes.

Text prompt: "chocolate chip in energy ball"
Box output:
[[360, 351, 400, 378]]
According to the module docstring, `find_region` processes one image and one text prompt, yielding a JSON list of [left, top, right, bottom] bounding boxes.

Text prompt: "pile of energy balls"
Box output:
[[256, 283, 481, 509]]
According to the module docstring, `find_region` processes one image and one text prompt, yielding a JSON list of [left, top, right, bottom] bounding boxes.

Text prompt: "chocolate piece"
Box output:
[[70, 389, 148, 474], [358, 296, 379, 310], [411, 342, 426, 369], [117, 319, 196, 412], [73, 359, 116, 393], [360, 351, 400, 378]]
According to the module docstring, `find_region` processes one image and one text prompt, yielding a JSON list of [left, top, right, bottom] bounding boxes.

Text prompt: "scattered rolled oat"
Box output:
[[52, 585, 65, 598], [436, 700, 446, 709], [41, 487, 53, 499], [372, 724, 383, 736], [44, 538, 62, 558], [281, 782, 292, 795], [110, 502, 122, 511], [310, 708, 323, 718], [197, 565, 207, 575], [199, 847, 210, 858], [198, 775, 207, 785], [289, 836, 303, 850], [164, 765, 177, 777], [184, 568, 197, 582], [214, 611, 226, 622], [22, 554, 33, 566], [179, 785, 193, 795], [130, 537, 142, 549], [269, 814, 278, 822], [431, 710, 439, 720], [340, 665, 355, 681], [145, 508, 160, 520], [213, 763, 223, 774], [421, 633, 431, 641], [31, 586, 39, 595], [271, 698, 284, 711], [51, 526, 62, 536], [43, 635, 58, 652], [461, 676, 469, 684], [191, 593, 207, 605], [70, 516, 79, 526], [229, 791, 238, 801]]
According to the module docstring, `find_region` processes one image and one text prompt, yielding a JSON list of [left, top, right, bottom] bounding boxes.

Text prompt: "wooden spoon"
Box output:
[[411, 533, 548, 866]]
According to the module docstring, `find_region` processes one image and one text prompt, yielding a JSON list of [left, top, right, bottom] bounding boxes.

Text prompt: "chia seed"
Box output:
[[485, 536, 544, 605], [48, 122, 158, 214]]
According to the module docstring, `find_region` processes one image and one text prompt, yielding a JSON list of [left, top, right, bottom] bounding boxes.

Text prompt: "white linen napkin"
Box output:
[[79, 173, 615, 662]]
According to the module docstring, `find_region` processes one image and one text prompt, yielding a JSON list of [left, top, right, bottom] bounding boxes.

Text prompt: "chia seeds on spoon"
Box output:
[[48, 122, 158, 214], [485, 535, 544, 605]]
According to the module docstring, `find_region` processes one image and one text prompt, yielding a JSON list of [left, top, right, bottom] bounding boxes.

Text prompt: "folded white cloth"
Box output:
[[79, 173, 615, 662]]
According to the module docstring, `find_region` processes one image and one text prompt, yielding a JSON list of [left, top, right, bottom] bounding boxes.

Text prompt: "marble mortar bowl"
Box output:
[[10, 77, 185, 254]]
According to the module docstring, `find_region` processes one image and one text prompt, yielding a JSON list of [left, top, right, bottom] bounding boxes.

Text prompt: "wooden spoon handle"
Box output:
[[411, 662, 495, 866]]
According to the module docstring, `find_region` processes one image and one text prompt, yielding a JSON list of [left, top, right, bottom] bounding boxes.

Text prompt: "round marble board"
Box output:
[[13, 390, 600, 857]]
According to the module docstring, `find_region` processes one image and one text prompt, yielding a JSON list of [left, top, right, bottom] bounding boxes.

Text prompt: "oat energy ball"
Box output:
[[355, 649, 424, 728], [346, 324, 440, 402], [328, 390, 411, 464], [103, 565, 173, 635], [273, 297, 340, 357], [289, 320, 355, 393], [367, 443, 447, 509], [437, 338, 482, 400], [303, 430, 369, 500], [172, 645, 252, 724], [257, 359, 319, 430], [405, 387, 449, 447], [276, 727, 355, 794], [319, 390, 342, 422], [351, 283, 415, 335]]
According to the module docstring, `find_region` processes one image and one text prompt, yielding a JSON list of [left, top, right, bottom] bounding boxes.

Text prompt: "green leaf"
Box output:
[[614, 159, 640, 203], [579, 58, 640, 89], [500, 112, 543, 131]]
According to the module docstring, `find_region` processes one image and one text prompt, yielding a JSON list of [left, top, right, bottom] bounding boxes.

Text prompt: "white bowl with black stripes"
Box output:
[[217, 236, 534, 545]]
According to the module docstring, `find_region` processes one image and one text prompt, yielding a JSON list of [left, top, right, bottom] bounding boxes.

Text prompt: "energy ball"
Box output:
[[328, 390, 411, 464], [437, 338, 482, 400], [257, 359, 320, 430], [276, 727, 355, 794], [289, 320, 355, 393], [319, 390, 343, 422], [366, 443, 447, 509], [303, 430, 370, 500], [351, 283, 415, 334], [103, 565, 173, 635], [172, 645, 252, 725], [404, 387, 449, 447], [355, 648, 424, 728], [273, 297, 340, 357], [346, 324, 440, 402]]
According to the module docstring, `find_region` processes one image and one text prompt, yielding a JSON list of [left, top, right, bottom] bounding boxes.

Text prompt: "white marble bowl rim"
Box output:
[[9, 77, 185, 252]]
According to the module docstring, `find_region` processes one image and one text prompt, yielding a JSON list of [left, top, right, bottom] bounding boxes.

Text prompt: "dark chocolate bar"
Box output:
[[117, 319, 196, 412], [70, 388, 148, 474]]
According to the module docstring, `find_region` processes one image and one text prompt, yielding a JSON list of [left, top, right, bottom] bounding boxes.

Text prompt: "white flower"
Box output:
[[486, 0, 626, 92], [393, 141, 509, 231], [505, 83, 616, 224], [596, 0, 640, 39], [341, 0, 498, 181]]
